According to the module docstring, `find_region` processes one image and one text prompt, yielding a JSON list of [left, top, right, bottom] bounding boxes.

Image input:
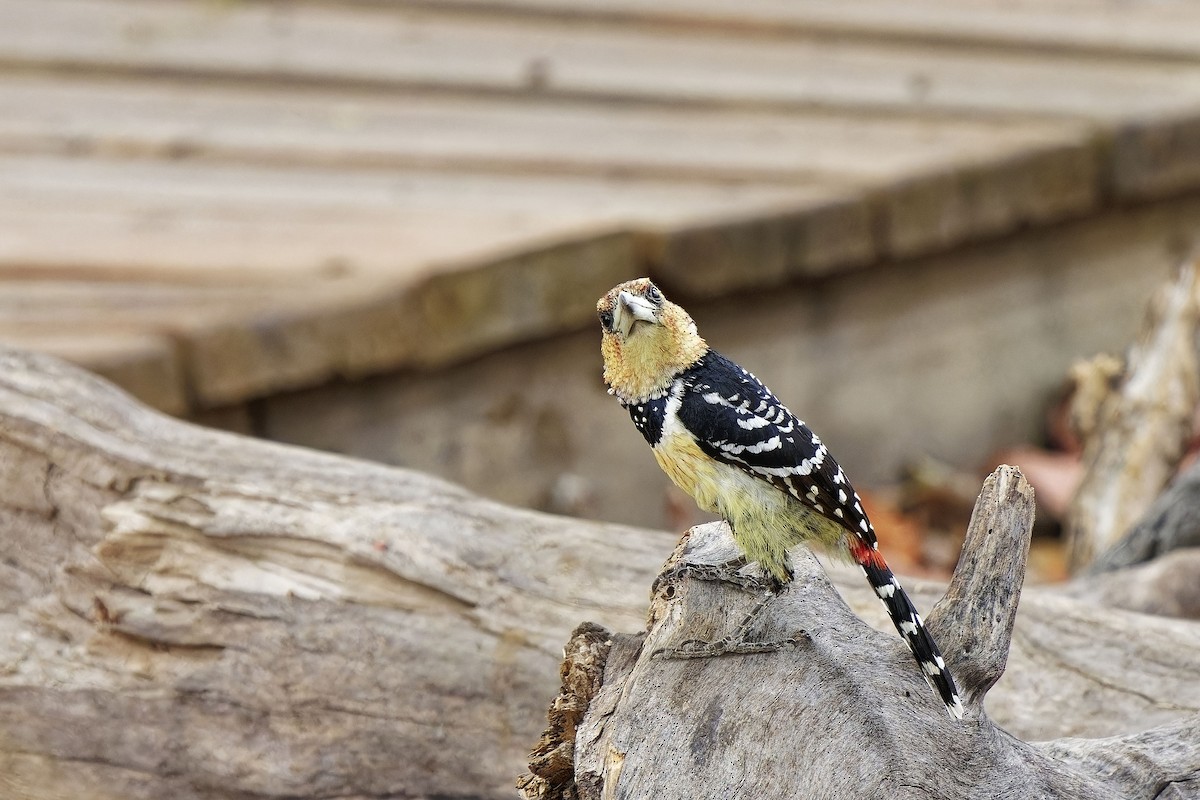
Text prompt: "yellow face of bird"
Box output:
[[597, 278, 707, 402]]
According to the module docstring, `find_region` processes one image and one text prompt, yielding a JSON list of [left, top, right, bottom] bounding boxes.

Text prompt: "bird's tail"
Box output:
[[848, 538, 964, 720]]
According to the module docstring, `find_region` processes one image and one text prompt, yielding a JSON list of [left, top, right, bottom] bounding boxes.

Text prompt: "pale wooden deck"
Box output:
[[4, 0, 1200, 412]]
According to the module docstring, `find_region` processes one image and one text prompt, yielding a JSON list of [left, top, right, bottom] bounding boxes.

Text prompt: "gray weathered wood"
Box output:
[[1068, 548, 1200, 618], [526, 469, 1200, 799], [1042, 717, 1200, 800], [1, 346, 1199, 799], [0, 346, 671, 800], [927, 466, 1033, 705], [1066, 262, 1200, 571]]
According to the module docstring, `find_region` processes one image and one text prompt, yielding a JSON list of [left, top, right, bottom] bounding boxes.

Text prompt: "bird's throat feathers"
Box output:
[[602, 305, 707, 403]]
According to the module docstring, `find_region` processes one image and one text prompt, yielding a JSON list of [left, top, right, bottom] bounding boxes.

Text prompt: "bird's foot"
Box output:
[[652, 557, 784, 596], [651, 591, 809, 660], [654, 633, 808, 659]]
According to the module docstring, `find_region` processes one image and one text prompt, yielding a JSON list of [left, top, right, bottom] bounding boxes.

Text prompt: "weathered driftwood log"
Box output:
[[0, 347, 674, 800], [1066, 262, 1200, 571], [1, 348, 1199, 800], [521, 469, 1200, 799]]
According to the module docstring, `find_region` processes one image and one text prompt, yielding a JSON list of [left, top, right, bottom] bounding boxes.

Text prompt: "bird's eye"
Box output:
[[646, 284, 662, 304], [599, 309, 614, 330]]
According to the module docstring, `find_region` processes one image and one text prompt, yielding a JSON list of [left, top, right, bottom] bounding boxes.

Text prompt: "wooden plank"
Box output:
[[0, 74, 1093, 185], [150, 231, 652, 407], [0, 76, 1103, 276], [0, 154, 832, 283], [0, 280, 294, 331], [0, 280, 306, 410], [4, 0, 1200, 121], [0, 329, 186, 414], [2, 0, 1194, 413], [0, 156, 841, 402], [0, 238, 643, 408], [0, 139, 1100, 299], [417, 0, 1200, 61], [0, 153, 858, 405]]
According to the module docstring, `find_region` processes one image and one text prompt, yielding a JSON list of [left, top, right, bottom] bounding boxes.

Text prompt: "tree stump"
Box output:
[[521, 469, 1200, 799]]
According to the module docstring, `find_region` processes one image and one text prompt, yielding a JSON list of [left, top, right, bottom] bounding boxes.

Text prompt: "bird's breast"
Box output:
[[653, 432, 723, 513]]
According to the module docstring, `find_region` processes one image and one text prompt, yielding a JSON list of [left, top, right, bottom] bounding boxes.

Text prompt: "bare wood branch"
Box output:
[[1066, 262, 1200, 571], [927, 465, 1034, 705]]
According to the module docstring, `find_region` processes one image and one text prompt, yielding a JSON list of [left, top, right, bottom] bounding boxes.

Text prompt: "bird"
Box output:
[[597, 277, 964, 720]]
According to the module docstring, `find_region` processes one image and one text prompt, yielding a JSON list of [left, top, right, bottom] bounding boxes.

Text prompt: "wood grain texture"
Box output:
[[927, 465, 1033, 706], [0, 75, 1091, 184], [8, 0, 1200, 119], [0, 345, 672, 800], [415, 0, 1200, 60], [1090, 469, 1200, 574]]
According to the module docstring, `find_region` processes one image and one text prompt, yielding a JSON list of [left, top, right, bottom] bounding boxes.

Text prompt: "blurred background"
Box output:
[[6, 0, 1200, 582]]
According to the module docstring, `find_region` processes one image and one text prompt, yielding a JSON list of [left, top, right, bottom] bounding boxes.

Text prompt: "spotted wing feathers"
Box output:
[[676, 352, 876, 545]]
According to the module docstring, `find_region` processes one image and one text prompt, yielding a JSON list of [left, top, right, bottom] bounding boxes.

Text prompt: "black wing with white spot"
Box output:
[[676, 351, 876, 545]]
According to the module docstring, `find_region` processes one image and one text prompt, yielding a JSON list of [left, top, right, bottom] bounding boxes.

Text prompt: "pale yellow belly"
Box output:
[[653, 432, 847, 581]]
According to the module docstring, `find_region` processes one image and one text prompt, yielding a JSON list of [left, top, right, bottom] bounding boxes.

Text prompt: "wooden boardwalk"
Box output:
[[5, 0, 1200, 413]]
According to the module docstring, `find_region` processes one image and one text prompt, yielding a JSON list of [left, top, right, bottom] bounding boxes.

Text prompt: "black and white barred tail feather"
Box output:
[[850, 538, 964, 720]]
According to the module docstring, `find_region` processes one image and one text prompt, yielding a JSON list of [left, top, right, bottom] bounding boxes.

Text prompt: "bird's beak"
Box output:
[[614, 290, 658, 336]]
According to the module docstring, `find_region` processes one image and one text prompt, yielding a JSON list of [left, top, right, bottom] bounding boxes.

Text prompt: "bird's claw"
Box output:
[[653, 631, 809, 660], [652, 558, 782, 596]]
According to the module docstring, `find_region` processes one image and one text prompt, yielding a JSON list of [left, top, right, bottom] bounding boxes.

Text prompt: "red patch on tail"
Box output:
[[848, 537, 888, 570]]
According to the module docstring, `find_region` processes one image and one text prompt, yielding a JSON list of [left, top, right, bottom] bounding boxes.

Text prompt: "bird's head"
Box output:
[[597, 278, 707, 403]]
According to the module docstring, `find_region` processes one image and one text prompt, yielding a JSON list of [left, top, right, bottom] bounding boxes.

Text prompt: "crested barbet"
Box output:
[[597, 277, 963, 720]]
